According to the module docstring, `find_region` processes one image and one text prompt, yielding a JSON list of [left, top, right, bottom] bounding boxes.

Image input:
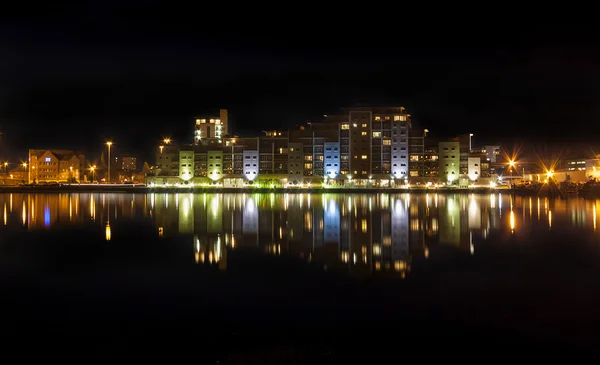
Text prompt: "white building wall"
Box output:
[[242, 150, 259, 180], [323, 142, 341, 179], [392, 118, 409, 179], [468, 157, 481, 181]]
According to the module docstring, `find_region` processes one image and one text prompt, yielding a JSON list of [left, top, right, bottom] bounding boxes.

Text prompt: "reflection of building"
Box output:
[[242, 196, 258, 235], [144, 192, 514, 278], [439, 195, 461, 246], [323, 198, 340, 244]]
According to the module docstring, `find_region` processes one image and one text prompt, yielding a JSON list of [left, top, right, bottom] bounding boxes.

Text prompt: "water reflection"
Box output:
[[2, 193, 600, 278]]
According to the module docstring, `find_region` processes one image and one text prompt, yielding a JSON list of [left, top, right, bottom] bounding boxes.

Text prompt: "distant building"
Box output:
[[194, 109, 228, 143], [28, 149, 85, 183], [115, 156, 137, 171]]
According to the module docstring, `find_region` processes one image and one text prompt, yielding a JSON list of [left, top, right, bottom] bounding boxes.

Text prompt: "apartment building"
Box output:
[[438, 141, 460, 184], [147, 106, 511, 187], [28, 149, 85, 183], [194, 109, 229, 143]]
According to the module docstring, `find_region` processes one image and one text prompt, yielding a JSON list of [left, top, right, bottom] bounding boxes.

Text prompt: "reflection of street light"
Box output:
[[106, 141, 113, 183]]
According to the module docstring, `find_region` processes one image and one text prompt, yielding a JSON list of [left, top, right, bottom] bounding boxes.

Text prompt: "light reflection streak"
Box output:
[[594, 203, 597, 231], [510, 210, 515, 233], [8, 192, 600, 278], [22, 201, 26, 226], [3, 202, 6, 225]]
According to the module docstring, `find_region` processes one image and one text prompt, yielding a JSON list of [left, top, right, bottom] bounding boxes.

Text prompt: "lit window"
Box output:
[[361, 123, 367, 128], [361, 131, 367, 136], [372, 131, 381, 138], [44, 157, 51, 162], [375, 116, 381, 121], [361, 155, 368, 160], [341, 124, 350, 130], [394, 115, 407, 121]]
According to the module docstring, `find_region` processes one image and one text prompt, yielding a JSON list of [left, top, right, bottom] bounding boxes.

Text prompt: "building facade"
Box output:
[[28, 149, 85, 183], [194, 109, 229, 143], [438, 142, 460, 184]]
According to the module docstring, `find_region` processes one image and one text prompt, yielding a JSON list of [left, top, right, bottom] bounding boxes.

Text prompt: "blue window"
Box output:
[[44, 157, 51, 162]]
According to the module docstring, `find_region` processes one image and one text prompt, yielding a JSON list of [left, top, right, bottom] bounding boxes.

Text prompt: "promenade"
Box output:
[[0, 183, 529, 195]]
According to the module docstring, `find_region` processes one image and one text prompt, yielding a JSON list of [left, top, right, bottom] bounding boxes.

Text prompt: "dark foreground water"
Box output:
[[1, 192, 600, 361]]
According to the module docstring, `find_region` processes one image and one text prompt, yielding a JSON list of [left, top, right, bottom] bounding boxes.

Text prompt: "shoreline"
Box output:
[[0, 185, 543, 195]]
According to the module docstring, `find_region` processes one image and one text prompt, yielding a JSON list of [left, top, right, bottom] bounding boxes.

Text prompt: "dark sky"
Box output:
[[1, 3, 599, 163]]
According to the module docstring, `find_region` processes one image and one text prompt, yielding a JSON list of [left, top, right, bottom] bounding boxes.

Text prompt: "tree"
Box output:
[[142, 162, 152, 175]]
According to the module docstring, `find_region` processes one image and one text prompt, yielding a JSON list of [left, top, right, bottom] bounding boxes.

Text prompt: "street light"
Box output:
[[22, 162, 28, 184], [106, 141, 113, 183], [469, 133, 474, 152], [159, 145, 164, 154], [90, 165, 96, 183], [3, 162, 7, 174], [508, 160, 515, 189], [163, 138, 171, 145]]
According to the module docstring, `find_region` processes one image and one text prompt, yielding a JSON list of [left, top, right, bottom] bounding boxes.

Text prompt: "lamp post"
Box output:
[[423, 129, 429, 179], [3, 162, 7, 174], [508, 160, 515, 189], [90, 165, 96, 183], [22, 162, 28, 184], [106, 141, 113, 183], [469, 133, 473, 152]]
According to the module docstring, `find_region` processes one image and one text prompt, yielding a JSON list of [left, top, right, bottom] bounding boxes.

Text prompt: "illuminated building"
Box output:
[[178, 149, 194, 181], [438, 141, 460, 184], [207, 150, 223, 181], [468, 157, 481, 182], [323, 142, 340, 180], [287, 143, 304, 185], [243, 150, 259, 181], [194, 109, 228, 143], [28, 149, 85, 183], [258, 131, 288, 176], [115, 156, 137, 171]]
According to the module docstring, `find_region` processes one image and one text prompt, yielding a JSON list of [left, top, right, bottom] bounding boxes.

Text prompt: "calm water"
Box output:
[[1, 192, 600, 358]]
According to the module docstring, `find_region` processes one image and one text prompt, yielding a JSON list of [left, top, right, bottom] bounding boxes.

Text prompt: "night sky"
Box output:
[[1, 4, 598, 163]]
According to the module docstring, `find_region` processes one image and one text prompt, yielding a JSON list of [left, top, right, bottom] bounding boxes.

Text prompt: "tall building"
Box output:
[[325, 106, 412, 182], [194, 109, 229, 144], [115, 156, 137, 171], [438, 141, 460, 184], [289, 122, 339, 180]]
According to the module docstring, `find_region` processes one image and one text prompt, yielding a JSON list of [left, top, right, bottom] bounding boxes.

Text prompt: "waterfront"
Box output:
[[1, 192, 600, 359]]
